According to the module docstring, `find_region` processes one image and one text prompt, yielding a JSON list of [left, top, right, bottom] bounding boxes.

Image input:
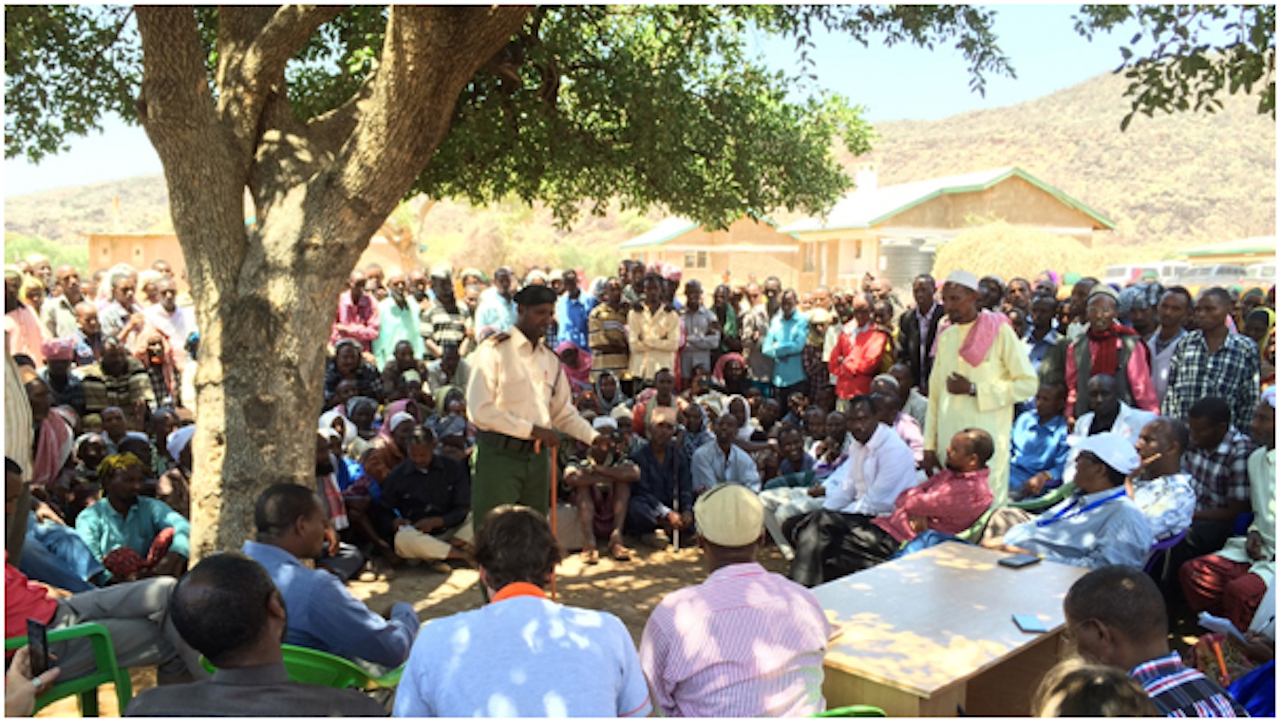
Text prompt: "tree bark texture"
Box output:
[[133, 5, 530, 558]]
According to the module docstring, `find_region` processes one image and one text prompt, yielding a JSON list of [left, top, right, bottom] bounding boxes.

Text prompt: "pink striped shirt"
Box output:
[[639, 562, 831, 717]]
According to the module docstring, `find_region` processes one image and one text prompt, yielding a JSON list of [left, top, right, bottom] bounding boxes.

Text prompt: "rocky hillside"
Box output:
[[7, 68, 1274, 254]]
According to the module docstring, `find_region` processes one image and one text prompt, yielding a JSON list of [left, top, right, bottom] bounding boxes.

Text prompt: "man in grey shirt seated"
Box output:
[[125, 553, 386, 717]]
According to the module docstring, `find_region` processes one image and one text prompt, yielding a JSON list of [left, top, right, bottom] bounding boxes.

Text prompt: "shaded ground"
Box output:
[[37, 542, 787, 717], [38, 543, 1211, 717]]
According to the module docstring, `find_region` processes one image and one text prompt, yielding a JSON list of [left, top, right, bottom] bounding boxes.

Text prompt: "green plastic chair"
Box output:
[[4, 622, 133, 716], [813, 704, 888, 717], [202, 644, 402, 690], [953, 505, 997, 543], [1009, 482, 1075, 512]]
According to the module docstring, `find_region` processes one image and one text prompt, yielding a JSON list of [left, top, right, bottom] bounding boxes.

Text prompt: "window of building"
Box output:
[[802, 243, 817, 273], [684, 251, 708, 269]]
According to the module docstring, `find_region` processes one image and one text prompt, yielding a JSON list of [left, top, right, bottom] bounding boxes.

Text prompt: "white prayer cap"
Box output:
[[694, 483, 764, 548], [944, 270, 980, 292], [593, 415, 618, 431], [166, 425, 196, 462], [1074, 432, 1140, 475]]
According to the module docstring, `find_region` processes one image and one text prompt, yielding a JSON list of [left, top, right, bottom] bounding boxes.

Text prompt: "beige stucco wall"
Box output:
[[888, 175, 1100, 247], [89, 233, 411, 290]]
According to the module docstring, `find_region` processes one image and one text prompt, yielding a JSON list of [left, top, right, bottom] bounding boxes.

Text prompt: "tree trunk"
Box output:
[[134, 5, 530, 557]]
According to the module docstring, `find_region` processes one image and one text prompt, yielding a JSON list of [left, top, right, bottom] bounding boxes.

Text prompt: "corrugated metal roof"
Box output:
[[1180, 237, 1278, 257], [779, 166, 1114, 234], [618, 217, 701, 249]]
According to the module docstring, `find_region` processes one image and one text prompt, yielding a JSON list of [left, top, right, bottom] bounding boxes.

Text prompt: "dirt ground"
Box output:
[[37, 542, 1211, 718], [37, 541, 789, 717]]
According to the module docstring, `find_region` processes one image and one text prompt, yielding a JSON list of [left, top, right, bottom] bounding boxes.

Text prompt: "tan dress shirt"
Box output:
[[627, 306, 680, 380], [466, 326, 597, 444]]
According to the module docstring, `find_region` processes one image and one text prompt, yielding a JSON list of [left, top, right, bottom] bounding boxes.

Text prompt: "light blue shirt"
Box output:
[[1003, 487, 1154, 569], [555, 291, 595, 348], [475, 293, 517, 335], [373, 295, 425, 368], [242, 541, 419, 668], [75, 496, 190, 571], [762, 312, 809, 387], [394, 595, 651, 718], [691, 440, 762, 493], [1009, 410, 1070, 490], [1023, 327, 1060, 371]]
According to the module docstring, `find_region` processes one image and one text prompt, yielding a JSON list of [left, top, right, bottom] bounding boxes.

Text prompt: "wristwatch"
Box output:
[[969, 382, 977, 396]]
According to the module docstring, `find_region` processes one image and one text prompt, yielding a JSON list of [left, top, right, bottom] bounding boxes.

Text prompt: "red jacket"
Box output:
[[829, 323, 888, 399]]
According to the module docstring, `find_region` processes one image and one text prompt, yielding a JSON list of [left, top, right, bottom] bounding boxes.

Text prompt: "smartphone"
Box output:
[[26, 618, 49, 677], [1013, 614, 1050, 634], [998, 553, 1042, 569]]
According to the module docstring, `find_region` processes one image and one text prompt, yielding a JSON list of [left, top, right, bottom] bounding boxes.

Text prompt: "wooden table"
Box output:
[[812, 542, 1089, 716]]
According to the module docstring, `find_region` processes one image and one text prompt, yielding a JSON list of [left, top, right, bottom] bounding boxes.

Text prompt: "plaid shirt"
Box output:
[[1163, 331, 1260, 430], [145, 362, 181, 408], [1130, 652, 1245, 717], [1182, 428, 1255, 512]]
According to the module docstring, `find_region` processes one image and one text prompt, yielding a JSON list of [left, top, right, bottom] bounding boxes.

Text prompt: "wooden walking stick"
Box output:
[[548, 441, 558, 602]]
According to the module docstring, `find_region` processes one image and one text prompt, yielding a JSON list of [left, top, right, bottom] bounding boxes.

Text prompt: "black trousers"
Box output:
[[788, 509, 899, 587]]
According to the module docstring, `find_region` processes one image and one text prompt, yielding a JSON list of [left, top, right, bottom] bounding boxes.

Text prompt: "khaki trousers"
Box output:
[[394, 515, 474, 561]]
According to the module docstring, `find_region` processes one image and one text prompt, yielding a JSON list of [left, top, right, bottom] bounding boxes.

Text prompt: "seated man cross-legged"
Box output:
[[564, 416, 641, 564], [242, 483, 420, 670], [788, 394, 918, 587], [625, 406, 694, 549], [124, 553, 386, 717], [378, 426, 473, 572]]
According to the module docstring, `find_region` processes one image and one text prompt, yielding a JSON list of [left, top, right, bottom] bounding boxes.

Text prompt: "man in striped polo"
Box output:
[[1064, 565, 1245, 717]]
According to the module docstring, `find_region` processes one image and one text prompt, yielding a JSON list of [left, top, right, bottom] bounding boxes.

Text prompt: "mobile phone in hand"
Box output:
[[26, 618, 50, 677]]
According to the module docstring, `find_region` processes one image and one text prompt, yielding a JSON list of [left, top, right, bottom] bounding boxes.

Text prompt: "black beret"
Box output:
[[514, 284, 557, 306]]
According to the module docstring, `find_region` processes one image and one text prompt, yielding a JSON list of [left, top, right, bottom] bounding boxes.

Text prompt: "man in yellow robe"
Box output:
[[923, 270, 1038, 508]]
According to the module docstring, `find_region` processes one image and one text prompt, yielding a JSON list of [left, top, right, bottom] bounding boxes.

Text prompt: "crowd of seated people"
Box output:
[[4, 252, 1275, 716]]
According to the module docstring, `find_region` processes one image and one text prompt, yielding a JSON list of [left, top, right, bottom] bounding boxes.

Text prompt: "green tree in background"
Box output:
[[5, 5, 1269, 553], [2, 5, 1018, 553]]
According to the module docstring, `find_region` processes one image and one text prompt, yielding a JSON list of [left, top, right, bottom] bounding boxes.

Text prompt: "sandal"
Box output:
[[609, 542, 633, 562], [580, 547, 600, 565]]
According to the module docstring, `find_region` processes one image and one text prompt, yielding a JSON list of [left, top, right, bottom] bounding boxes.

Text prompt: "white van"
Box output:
[[1101, 262, 1189, 287]]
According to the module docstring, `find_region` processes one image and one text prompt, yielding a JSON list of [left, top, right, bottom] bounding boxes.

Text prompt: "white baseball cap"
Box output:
[[1074, 432, 1140, 475]]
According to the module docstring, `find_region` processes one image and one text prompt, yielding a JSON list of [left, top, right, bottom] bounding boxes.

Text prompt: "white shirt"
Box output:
[[466, 326, 596, 444], [1064, 402, 1158, 484], [823, 423, 918, 516], [1131, 472, 1196, 540]]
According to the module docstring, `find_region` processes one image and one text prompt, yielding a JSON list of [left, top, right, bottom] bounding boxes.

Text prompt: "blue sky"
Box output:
[[4, 5, 1145, 197]]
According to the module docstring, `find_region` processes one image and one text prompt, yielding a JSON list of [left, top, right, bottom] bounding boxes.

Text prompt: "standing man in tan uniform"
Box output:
[[467, 284, 598, 530]]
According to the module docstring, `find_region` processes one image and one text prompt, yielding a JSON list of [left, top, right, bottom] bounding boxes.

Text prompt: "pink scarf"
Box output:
[[31, 413, 73, 489], [933, 311, 1010, 368], [555, 340, 593, 391]]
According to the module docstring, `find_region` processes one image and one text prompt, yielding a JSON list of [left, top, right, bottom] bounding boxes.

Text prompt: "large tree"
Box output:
[[5, 5, 1270, 555]]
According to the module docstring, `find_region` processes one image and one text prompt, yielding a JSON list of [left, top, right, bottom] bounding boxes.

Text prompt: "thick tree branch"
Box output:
[[215, 6, 345, 164], [136, 6, 249, 312], [329, 5, 531, 228]]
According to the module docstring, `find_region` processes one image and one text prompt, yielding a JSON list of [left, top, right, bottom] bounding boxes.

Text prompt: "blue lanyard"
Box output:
[[1036, 488, 1127, 527]]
